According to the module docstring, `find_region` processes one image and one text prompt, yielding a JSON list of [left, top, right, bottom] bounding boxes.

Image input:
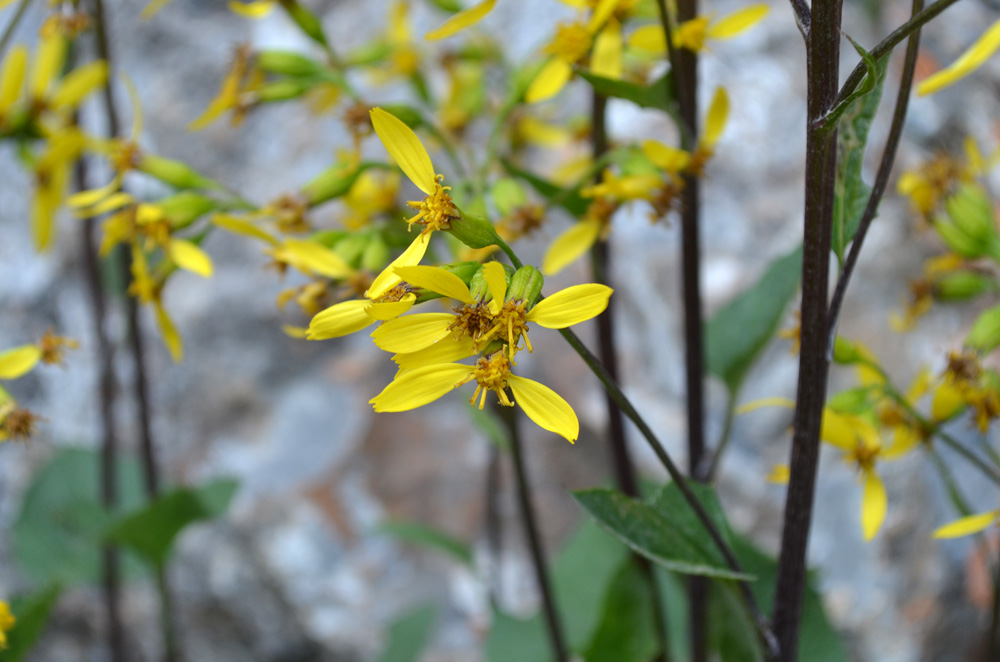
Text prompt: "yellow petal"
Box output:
[[281, 239, 353, 279], [370, 313, 454, 353], [525, 58, 573, 104], [229, 0, 275, 18], [307, 299, 373, 339], [735, 396, 795, 414], [861, 470, 888, 541], [167, 239, 213, 277], [425, 0, 496, 41], [370, 363, 473, 412], [67, 178, 122, 209], [905, 366, 932, 403], [766, 464, 790, 484], [933, 510, 1000, 539], [50, 60, 108, 110], [74, 192, 133, 218], [541, 217, 601, 275], [367, 233, 431, 300], [30, 35, 67, 99], [931, 381, 966, 422], [211, 213, 278, 245], [394, 265, 474, 303], [282, 325, 308, 339], [370, 107, 436, 194], [141, 0, 174, 19], [707, 4, 769, 40], [154, 301, 183, 362], [586, 0, 620, 33], [0, 44, 28, 113], [590, 20, 622, 79], [482, 261, 507, 314], [642, 140, 691, 172], [882, 425, 920, 460], [508, 375, 579, 443], [528, 283, 612, 328], [0, 345, 43, 379], [703, 86, 729, 147], [628, 25, 666, 53], [820, 409, 862, 452], [918, 17, 1000, 96], [365, 293, 417, 320], [393, 336, 477, 370]]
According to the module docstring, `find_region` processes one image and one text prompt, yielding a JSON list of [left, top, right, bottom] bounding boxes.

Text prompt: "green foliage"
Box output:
[[966, 303, 1000, 354], [378, 604, 438, 662], [706, 246, 803, 393], [377, 521, 474, 566], [500, 158, 589, 217], [0, 586, 61, 662], [581, 561, 659, 662], [577, 71, 678, 121]]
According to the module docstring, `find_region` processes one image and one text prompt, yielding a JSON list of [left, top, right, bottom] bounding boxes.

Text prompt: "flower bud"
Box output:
[[449, 211, 503, 250], [160, 192, 217, 228], [934, 272, 994, 301], [333, 234, 368, 266], [832, 337, 864, 365], [946, 184, 995, 244], [139, 154, 218, 190], [283, 1, 329, 47], [256, 50, 324, 78], [966, 304, 1000, 354], [300, 165, 358, 206], [257, 79, 313, 103], [507, 265, 544, 307], [360, 235, 390, 273]]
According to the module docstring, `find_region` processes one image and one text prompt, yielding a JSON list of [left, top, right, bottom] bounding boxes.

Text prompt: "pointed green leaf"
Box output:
[[577, 71, 678, 120], [378, 604, 438, 662], [377, 520, 473, 566], [582, 561, 660, 662]]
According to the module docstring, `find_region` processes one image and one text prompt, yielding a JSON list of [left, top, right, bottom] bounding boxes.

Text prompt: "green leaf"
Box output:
[[378, 604, 438, 662], [573, 488, 752, 580], [377, 521, 473, 566], [830, 49, 888, 264], [0, 585, 61, 662], [485, 611, 551, 662], [577, 71, 678, 120], [820, 35, 881, 133], [582, 561, 660, 662], [500, 158, 589, 217], [706, 246, 803, 393], [12, 448, 147, 586], [709, 580, 765, 662], [650, 481, 733, 551], [966, 303, 1000, 354], [105, 479, 238, 567]]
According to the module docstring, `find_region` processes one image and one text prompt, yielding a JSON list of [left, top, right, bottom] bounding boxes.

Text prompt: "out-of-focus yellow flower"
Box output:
[[933, 509, 1000, 538], [31, 127, 87, 252], [541, 197, 617, 275], [425, 0, 497, 41], [629, 4, 769, 54], [897, 138, 997, 218], [918, 18, 1000, 96], [890, 254, 968, 332], [37, 329, 78, 366], [189, 46, 263, 130], [930, 350, 1000, 432], [0, 345, 42, 380], [0, 600, 14, 648], [343, 170, 401, 229], [229, 0, 278, 18]]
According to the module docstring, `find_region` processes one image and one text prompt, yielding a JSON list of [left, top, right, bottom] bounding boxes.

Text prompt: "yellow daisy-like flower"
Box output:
[[370, 350, 580, 443], [918, 17, 1000, 96], [629, 4, 769, 54], [934, 509, 1000, 539], [0, 599, 15, 649], [370, 107, 457, 236]]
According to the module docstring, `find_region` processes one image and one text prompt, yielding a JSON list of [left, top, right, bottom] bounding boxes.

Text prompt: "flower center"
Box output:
[[549, 23, 592, 64], [465, 351, 514, 409], [406, 177, 456, 234]]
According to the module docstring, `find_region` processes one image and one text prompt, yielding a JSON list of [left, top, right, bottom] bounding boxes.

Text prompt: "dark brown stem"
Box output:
[[484, 443, 503, 609], [788, 0, 812, 36], [501, 405, 568, 662], [827, 0, 925, 354], [771, 2, 843, 660]]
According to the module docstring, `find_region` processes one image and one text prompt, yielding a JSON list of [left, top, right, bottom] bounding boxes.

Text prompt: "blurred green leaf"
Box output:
[[377, 521, 473, 566], [500, 158, 589, 217], [105, 479, 238, 567], [577, 71, 677, 120], [651, 481, 733, 550], [378, 604, 438, 662], [582, 561, 659, 662], [966, 303, 1000, 354], [427, 0, 463, 12], [706, 246, 802, 393], [12, 448, 147, 586], [573, 488, 751, 580], [709, 580, 765, 662], [486, 611, 550, 662], [0, 585, 61, 662]]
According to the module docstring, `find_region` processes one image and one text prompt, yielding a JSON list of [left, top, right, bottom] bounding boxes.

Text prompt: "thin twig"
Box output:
[[827, 0, 925, 357], [787, 0, 811, 37], [0, 0, 31, 57]]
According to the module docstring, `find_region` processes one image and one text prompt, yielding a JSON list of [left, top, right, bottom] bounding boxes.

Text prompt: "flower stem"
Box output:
[[0, 0, 30, 57], [500, 405, 568, 662]]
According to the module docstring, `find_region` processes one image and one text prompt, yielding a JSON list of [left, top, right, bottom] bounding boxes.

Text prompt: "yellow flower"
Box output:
[[31, 126, 87, 252], [629, 4, 769, 54], [541, 198, 617, 275], [897, 138, 994, 218], [370, 350, 580, 443], [0, 345, 42, 380], [933, 509, 1000, 539], [930, 350, 1000, 432], [229, 0, 278, 18], [425, 0, 497, 41], [370, 107, 457, 236], [918, 17, 1000, 96], [343, 170, 401, 229], [189, 45, 263, 130], [0, 599, 15, 649]]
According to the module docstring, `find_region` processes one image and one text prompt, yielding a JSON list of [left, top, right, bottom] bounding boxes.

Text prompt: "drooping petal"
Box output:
[[154, 300, 183, 362], [933, 510, 1000, 539], [365, 293, 417, 320], [508, 375, 579, 443], [0, 345, 43, 380], [861, 470, 888, 541], [211, 213, 278, 245], [370, 363, 473, 412], [50, 60, 108, 110], [882, 425, 920, 459], [528, 283, 612, 328], [367, 232, 431, 299], [525, 58, 573, 104], [393, 336, 477, 371], [735, 397, 795, 414], [370, 313, 454, 353], [307, 299, 372, 339], [370, 107, 436, 194], [586, 0, 620, 33], [541, 217, 601, 275], [0, 45, 28, 114], [702, 86, 729, 147], [820, 409, 862, 452], [931, 381, 966, 422], [425, 0, 496, 41], [481, 261, 507, 314], [628, 25, 666, 53], [707, 4, 769, 40], [642, 140, 691, 172], [918, 17, 1000, 96], [394, 265, 473, 303], [228, 0, 275, 18], [590, 20, 622, 79], [141, 0, 174, 19], [167, 239, 213, 277], [30, 35, 66, 99], [279, 238, 353, 279]]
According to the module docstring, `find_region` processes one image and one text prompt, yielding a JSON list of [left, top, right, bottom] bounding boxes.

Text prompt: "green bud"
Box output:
[[945, 184, 995, 243], [300, 165, 362, 206], [508, 266, 544, 307], [449, 211, 503, 250], [139, 154, 218, 190], [256, 50, 325, 78], [440, 261, 482, 284], [826, 387, 875, 415], [934, 215, 984, 258], [333, 234, 368, 266], [361, 235, 390, 273], [344, 42, 393, 67], [966, 304, 1000, 354], [160, 192, 217, 228], [257, 79, 313, 103], [832, 337, 863, 365], [469, 267, 489, 301], [282, 1, 329, 47], [934, 272, 994, 301]]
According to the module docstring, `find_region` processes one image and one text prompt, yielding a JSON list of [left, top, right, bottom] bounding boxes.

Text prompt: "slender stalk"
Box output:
[[500, 405, 568, 662], [827, 0, 925, 356], [484, 443, 503, 609], [700, 396, 736, 482], [0, 0, 30, 57], [787, 0, 811, 35], [771, 2, 843, 660], [91, 1, 177, 659], [77, 155, 127, 662]]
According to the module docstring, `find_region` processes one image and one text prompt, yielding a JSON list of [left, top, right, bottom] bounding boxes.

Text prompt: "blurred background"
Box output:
[[2, 0, 1000, 660]]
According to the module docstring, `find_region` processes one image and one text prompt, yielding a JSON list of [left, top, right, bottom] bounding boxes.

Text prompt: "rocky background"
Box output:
[[2, 0, 1000, 660]]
